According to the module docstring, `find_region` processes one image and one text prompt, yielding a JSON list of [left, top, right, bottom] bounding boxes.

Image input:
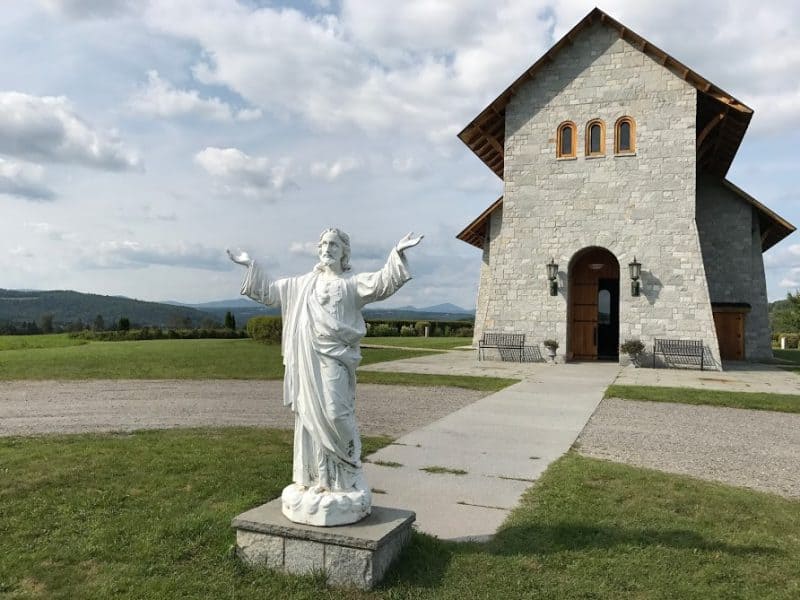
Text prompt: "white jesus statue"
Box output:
[[227, 228, 423, 526]]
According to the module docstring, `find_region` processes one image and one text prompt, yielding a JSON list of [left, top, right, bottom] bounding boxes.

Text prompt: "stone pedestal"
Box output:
[[232, 499, 415, 590]]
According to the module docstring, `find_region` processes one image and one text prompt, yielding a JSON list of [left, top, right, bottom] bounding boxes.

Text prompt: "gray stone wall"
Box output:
[[475, 22, 721, 367], [473, 205, 503, 347], [696, 174, 772, 359]]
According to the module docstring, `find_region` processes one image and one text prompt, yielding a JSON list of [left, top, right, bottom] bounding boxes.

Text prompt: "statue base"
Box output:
[[232, 498, 415, 590], [281, 483, 371, 526]]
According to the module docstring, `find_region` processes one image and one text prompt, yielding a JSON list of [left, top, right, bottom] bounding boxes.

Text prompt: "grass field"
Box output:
[[0, 333, 87, 351], [1, 429, 798, 599], [0, 337, 434, 381], [774, 348, 800, 374], [605, 384, 800, 414], [364, 336, 472, 350]]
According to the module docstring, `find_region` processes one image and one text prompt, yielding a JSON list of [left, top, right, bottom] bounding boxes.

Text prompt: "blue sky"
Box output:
[[1, 0, 797, 308]]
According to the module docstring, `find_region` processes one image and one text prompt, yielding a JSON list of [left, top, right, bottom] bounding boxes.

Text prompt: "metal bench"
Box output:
[[653, 338, 704, 370], [478, 332, 525, 362]]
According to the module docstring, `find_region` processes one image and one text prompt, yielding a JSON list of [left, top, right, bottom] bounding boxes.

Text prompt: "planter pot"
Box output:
[[546, 350, 557, 362]]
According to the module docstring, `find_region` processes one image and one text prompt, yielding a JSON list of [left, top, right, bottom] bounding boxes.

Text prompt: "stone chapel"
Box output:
[[456, 8, 795, 368]]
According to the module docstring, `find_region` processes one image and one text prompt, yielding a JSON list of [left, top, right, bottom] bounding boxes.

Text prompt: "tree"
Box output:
[[224, 311, 236, 330], [93, 314, 105, 332], [38, 313, 54, 334], [772, 291, 800, 333], [118, 317, 131, 332]]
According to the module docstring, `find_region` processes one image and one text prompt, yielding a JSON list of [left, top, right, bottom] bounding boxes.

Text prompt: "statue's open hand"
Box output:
[[226, 248, 253, 267], [396, 232, 424, 254]]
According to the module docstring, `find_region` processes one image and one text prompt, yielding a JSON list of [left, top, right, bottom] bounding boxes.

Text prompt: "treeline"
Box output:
[[0, 288, 214, 329], [70, 327, 247, 342], [247, 316, 474, 344]]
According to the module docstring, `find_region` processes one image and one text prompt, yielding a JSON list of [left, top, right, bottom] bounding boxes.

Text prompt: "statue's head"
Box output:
[[316, 228, 351, 273]]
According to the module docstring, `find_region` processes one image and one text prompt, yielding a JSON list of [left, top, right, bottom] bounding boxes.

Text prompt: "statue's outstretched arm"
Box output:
[[227, 248, 253, 267], [395, 232, 424, 254]]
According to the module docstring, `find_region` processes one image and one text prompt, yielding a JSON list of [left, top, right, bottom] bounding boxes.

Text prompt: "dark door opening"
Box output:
[[568, 247, 620, 361], [597, 278, 619, 359]]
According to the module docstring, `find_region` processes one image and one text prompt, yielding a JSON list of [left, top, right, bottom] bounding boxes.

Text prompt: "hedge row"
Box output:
[[773, 333, 800, 349], [244, 316, 475, 345], [69, 328, 247, 342]]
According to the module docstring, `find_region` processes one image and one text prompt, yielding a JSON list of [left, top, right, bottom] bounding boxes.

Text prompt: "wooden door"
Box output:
[[572, 280, 598, 359], [569, 247, 619, 361], [713, 311, 745, 360]]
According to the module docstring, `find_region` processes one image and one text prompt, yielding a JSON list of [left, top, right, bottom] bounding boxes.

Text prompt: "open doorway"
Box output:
[[568, 247, 620, 361]]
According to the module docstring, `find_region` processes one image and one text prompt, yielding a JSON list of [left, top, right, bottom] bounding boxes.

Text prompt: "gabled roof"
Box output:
[[721, 180, 795, 251], [458, 7, 753, 179], [456, 197, 503, 249]]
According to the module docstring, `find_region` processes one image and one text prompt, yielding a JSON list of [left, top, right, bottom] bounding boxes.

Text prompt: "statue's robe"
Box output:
[[242, 250, 411, 492]]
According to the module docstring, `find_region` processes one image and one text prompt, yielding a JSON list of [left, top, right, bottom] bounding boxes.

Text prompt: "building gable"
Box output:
[[458, 7, 752, 180]]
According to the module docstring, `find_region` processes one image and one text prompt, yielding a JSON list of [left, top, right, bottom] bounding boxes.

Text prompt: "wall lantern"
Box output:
[[629, 256, 642, 297], [546, 258, 559, 296]]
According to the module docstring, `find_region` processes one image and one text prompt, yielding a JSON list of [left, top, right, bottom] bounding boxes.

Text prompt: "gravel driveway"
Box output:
[[0, 380, 485, 439], [578, 398, 800, 499]]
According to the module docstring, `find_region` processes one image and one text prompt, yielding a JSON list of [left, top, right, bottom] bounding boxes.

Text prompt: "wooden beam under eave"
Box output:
[[696, 113, 725, 149], [476, 124, 504, 156]]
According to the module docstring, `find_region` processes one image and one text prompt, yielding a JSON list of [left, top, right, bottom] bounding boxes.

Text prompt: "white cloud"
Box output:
[[128, 70, 262, 122], [26, 222, 69, 240], [0, 158, 54, 201], [194, 147, 295, 199], [142, 1, 553, 141], [9, 246, 35, 258], [80, 240, 228, 271], [39, 0, 143, 19], [0, 92, 140, 170], [289, 241, 318, 256], [309, 157, 361, 181]]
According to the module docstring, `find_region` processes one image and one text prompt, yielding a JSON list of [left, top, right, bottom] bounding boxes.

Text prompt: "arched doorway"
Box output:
[[568, 247, 620, 361]]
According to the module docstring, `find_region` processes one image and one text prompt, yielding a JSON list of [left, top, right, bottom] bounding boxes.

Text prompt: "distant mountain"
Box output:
[[0, 289, 216, 328], [419, 303, 471, 314], [173, 298, 474, 324]]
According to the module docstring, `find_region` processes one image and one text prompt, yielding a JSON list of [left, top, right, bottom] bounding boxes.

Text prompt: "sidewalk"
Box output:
[[359, 354, 619, 541]]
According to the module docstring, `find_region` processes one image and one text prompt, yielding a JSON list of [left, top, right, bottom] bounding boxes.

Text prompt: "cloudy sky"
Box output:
[[1, 0, 798, 308]]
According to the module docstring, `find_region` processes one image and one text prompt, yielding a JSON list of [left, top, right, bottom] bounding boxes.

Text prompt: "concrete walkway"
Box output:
[[359, 354, 619, 541]]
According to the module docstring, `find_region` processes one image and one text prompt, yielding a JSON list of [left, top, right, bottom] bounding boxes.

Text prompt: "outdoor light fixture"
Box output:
[[546, 258, 559, 296], [629, 256, 642, 297]]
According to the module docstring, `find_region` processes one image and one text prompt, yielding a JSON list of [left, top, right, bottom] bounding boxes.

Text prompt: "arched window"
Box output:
[[585, 119, 606, 157], [615, 116, 636, 154], [556, 121, 577, 158]]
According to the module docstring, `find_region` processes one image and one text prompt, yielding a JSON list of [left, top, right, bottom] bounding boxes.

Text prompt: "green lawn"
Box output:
[[774, 348, 800, 375], [605, 384, 800, 414], [0, 333, 88, 351], [1, 429, 798, 599], [0, 338, 433, 380], [364, 337, 472, 350], [358, 370, 517, 392]]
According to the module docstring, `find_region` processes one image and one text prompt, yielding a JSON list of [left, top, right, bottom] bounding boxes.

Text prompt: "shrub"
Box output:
[[455, 327, 474, 337], [777, 333, 800, 349], [414, 321, 431, 336], [368, 323, 398, 337], [400, 325, 417, 336], [620, 339, 645, 356], [543, 339, 559, 351], [247, 316, 283, 344]]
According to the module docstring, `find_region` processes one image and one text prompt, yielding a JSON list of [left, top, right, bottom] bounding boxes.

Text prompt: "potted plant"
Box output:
[[543, 339, 559, 362], [620, 339, 645, 367]]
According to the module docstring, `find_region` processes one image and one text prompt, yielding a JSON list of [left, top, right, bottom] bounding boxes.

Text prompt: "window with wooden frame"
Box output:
[[556, 121, 577, 158], [585, 119, 606, 157], [615, 116, 636, 154]]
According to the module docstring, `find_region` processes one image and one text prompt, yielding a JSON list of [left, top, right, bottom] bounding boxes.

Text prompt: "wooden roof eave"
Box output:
[[458, 7, 754, 179], [456, 197, 504, 250], [721, 179, 795, 251]]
